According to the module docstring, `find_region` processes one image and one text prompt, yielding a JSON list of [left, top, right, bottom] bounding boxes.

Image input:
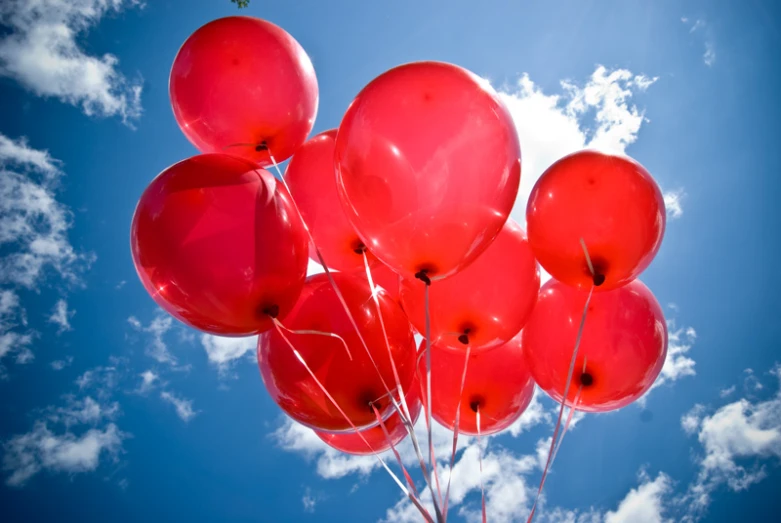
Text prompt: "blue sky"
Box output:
[[1, 0, 780, 521]]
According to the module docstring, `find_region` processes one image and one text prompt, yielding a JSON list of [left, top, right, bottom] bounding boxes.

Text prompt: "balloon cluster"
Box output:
[[131, 15, 668, 521]]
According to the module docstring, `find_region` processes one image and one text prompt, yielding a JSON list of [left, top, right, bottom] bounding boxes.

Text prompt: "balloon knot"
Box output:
[[592, 273, 605, 287], [458, 334, 469, 345], [255, 141, 268, 152], [353, 243, 366, 255], [580, 372, 594, 387], [414, 270, 431, 286], [263, 304, 280, 318]]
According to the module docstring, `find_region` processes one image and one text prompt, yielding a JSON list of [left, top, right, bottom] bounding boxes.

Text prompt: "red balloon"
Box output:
[[400, 220, 540, 351], [335, 61, 521, 281], [526, 150, 665, 291], [522, 279, 667, 412], [285, 130, 378, 272], [258, 272, 417, 432], [422, 333, 535, 436], [131, 154, 308, 335], [315, 377, 421, 455], [358, 262, 402, 304], [169, 16, 318, 166]]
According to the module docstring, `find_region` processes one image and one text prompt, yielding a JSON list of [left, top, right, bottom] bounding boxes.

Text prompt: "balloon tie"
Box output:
[[415, 269, 432, 286], [443, 344, 471, 518], [362, 252, 445, 522], [526, 281, 594, 523], [268, 317, 353, 361], [270, 318, 435, 523], [477, 405, 487, 523], [579, 238, 605, 287]]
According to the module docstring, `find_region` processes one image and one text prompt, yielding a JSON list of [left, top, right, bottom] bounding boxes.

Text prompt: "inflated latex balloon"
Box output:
[[131, 154, 308, 335], [526, 150, 665, 291], [522, 279, 667, 412], [258, 272, 417, 432], [400, 220, 539, 351], [285, 130, 377, 272], [359, 262, 402, 304], [422, 333, 535, 435], [315, 378, 421, 455], [170, 16, 318, 166], [335, 61, 521, 281]]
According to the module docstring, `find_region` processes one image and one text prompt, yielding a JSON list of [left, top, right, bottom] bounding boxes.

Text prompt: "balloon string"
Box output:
[[526, 286, 593, 523], [550, 385, 583, 466], [370, 403, 420, 499], [362, 253, 445, 522], [443, 344, 471, 518], [271, 320, 353, 361], [270, 318, 435, 523], [424, 283, 445, 511], [477, 406, 487, 523]]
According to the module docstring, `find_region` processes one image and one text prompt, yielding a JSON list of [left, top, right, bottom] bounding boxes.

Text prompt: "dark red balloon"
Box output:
[[526, 150, 665, 291], [170, 16, 318, 166], [315, 377, 421, 455], [131, 154, 308, 335], [422, 333, 535, 436], [400, 220, 539, 351], [522, 279, 667, 412], [285, 130, 378, 272], [335, 61, 521, 281], [258, 272, 417, 432]]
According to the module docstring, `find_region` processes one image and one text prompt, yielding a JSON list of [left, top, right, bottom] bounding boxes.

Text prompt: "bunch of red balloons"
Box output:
[[130, 13, 669, 510]]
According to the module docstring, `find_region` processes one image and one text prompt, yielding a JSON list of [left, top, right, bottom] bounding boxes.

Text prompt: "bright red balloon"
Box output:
[[526, 150, 665, 291], [422, 333, 535, 436], [169, 16, 318, 166], [335, 61, 521, 281], [315, 377, 421, 455], [131, 154, 308, 335], [352, 262, 402, 304], [285, 130, 378, 272], [258, 272, 417, 432], [400, 220, 540, 351], [522, 279, 667, 412]]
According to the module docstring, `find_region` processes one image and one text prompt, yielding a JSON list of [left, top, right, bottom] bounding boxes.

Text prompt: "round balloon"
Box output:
[[400, 220, 539, 351], [131, 153, 308, 335], [526, 150, 665, 291], [169, 16, 318, 166], [335, 61, 521, 281], [422, 333, 535, 435], [522, 279, 668, 412], [258, 272, 417, 432], [285, 130, 377, 272], [315, 377, 421, 455]]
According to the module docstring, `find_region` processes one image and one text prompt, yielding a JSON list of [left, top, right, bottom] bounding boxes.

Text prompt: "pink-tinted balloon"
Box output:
[[335, 61, 520, 281], [522, 279, 668, 412], [400, 220, 540, 351], [170, 16, 318, 166], [131, 154, 308, 335]]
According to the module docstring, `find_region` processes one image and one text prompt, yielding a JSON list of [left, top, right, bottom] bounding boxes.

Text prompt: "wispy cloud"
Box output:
[[160, 391, 198, 422], [200, 334, 258, 374], [0, 0, 143, 124], [664, 189, 686, 220], [682, 18, 716, 67], [50, 355, 74, 370], [128, 312, 177, 366], [48, 298, 73, 333]]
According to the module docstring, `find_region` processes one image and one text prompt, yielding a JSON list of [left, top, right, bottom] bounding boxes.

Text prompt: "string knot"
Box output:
[[263, 304, 280, 318], [414, 270, 431, 286], [255, 141, 268, 152]]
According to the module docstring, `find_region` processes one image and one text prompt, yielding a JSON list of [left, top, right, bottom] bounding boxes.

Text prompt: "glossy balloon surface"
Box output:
[[400, 220, 539, 351], [526, 150, 665, 291], [422, 334, 535, 435], [258, 273, 417, 431], [522, 279, 668, 412], [131, 154, 308, 335], [315, 378, 421, 455], [335, 61, 521, 281], [170, 16, 318, 166], [285, 130, 376, 272]]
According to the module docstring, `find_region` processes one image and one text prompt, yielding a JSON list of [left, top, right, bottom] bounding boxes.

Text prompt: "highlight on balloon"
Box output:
[[130, 14, 669, 523]]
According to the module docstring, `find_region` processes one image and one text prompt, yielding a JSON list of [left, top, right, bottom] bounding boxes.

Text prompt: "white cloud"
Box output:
[[719, 386, 736, 399], [302, 487, 319, 513], [48, 298, 73, 333], [200, 334, 258, 371], [2, 421, 125, 487], [0, 0, 143, 124], [136, 369, 158, 393], [604, 472, 672, 523], [160, 390, 198, 422], [128, 312, 176, 365], [681, 404, 706, 436], [498, 66, 657, 226], [682, 18, 716, 67], [643, 323, 697, 400], [50, 355, 73, 370], [507, 388, 550, 437], [663, 189, 685, 220]]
